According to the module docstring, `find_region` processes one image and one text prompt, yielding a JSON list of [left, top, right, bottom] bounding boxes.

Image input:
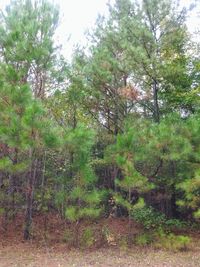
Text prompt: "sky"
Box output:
[[0, 0, 200, 60]]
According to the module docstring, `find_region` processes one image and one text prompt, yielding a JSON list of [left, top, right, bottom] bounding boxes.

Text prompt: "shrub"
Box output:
[[164, 218, 187, 230], [132, 206, 186, 231], [135, 232, 153, 246], [118, 236, 129, 250], [154, 229, 191, 252], [132, 206, 166, 230], [101, 226, 117, 246], [80, 227, 95, 248], [63, 229, 76, 246]]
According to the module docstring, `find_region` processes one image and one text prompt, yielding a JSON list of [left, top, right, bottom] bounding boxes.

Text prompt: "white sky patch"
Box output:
[[0, 0, 200, 60]]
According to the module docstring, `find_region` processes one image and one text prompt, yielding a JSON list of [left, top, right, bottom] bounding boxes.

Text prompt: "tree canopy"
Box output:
[[0, 0, 200, 246]]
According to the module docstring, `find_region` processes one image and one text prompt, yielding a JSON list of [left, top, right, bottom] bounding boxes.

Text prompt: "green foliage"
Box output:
[[118, 236, 129, 250], [0, 208, 5, 215], [80, 227, 95, 249], [132, 205, 186, 231], [154, 229, 191, 252], [63, 226, 97, 248], [135, 232, 153, 247], [0, 0, 199, 244], [132, 206, 166, 230], [0, 0, 59, 70], [101, 225, 117, 246], [177, 169, 200, 219], [0, 158, 12, 171], [65, 206, 101, 222], [62, 124, 103, 223], [164, 219, 187, 230], [63, 229, 76, 246], [108, 121, 154, 216], [35, 188, 52, 213]]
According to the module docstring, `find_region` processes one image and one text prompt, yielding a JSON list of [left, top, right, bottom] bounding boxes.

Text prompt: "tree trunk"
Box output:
[[153, 80, 159, 123], [24, 155, 38, 240]]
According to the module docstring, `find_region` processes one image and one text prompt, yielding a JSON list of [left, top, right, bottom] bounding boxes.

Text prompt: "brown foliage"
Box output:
[[118, 85, 139, 101]]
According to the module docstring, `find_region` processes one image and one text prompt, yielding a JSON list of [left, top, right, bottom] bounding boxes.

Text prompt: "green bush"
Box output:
[[154, 229, 191, 251], [132, 206, 186, 231], [80, 227, 95, 248], [164, 218, 187, 230], [132, 206, 166, 230], [135, 232, 153, 246]]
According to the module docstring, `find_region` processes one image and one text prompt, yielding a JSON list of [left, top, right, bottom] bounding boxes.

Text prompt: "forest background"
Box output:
[[0, 0, 200, 250]]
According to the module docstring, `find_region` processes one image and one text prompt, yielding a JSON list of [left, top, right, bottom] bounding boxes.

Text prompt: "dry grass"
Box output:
[[1, 243, 200, 267]]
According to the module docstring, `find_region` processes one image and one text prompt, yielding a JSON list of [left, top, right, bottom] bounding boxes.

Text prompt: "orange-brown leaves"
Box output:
[[118, 85, 139, 101]]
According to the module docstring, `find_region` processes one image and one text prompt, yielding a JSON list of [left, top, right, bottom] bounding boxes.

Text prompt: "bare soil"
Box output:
[[1, 243, 200, 267], [0, 214, 200, 267]]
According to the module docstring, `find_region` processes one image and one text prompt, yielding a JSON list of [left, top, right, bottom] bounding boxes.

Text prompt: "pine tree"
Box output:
[[75, 0, 191, 125], [55, 124, 103, 246], [0, 0, 61, 239]]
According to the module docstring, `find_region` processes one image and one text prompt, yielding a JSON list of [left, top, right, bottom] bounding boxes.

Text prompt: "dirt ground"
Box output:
[[1, 243, 200, 267], [1, 214, 200, 267]]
